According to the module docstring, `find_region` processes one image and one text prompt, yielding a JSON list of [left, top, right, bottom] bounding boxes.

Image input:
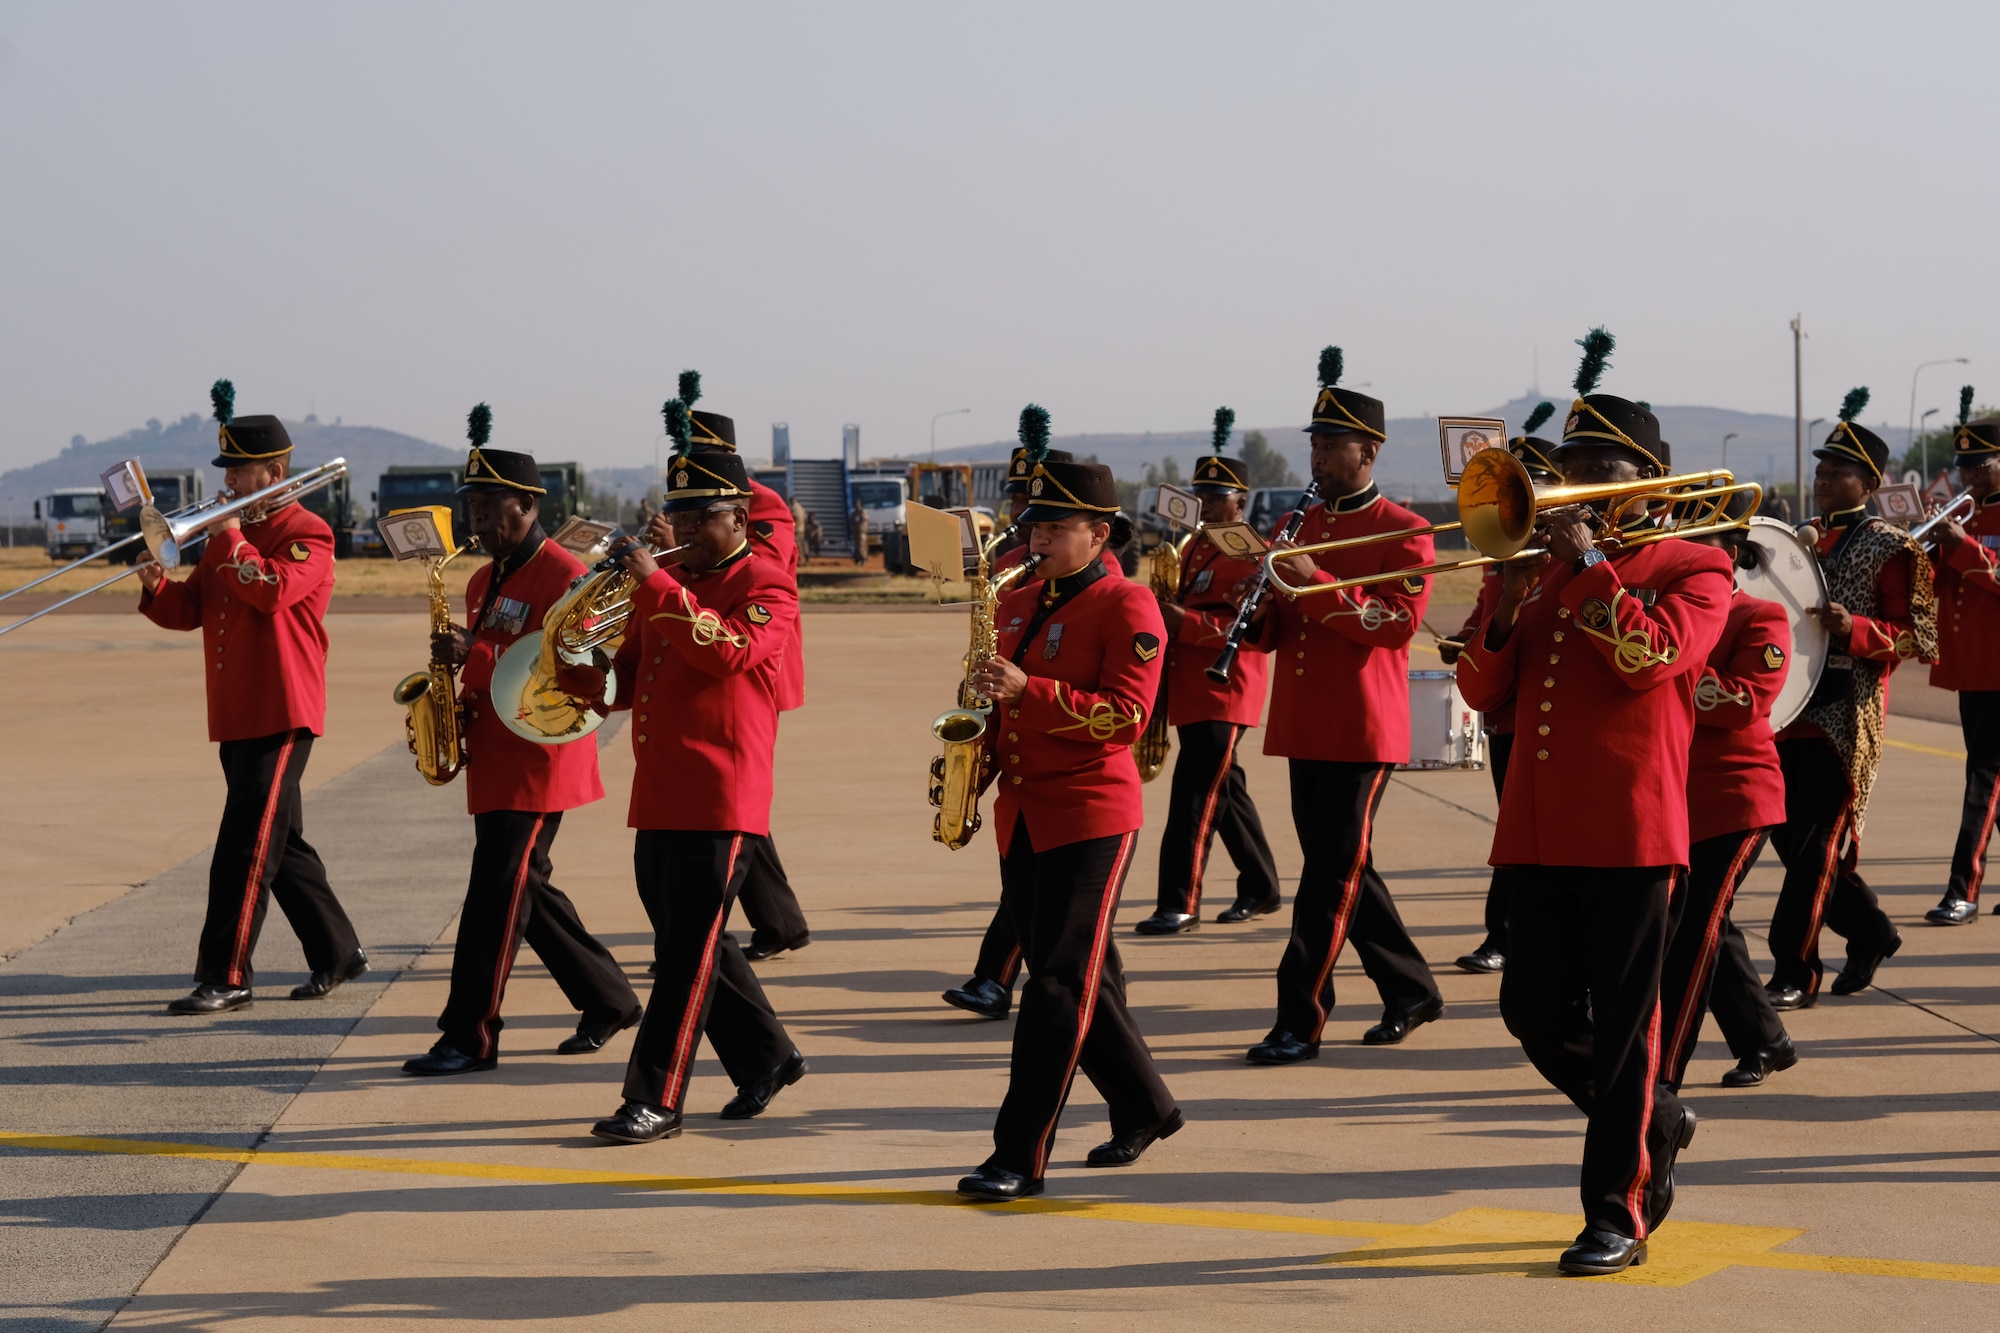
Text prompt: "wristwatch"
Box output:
[[1575, 548, 1607, 573]]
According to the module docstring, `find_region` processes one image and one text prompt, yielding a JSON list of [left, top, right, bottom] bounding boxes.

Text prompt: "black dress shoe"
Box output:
[[1558, 1227, 1647, 1275], [1454, 947, 1505, 974], [590, 1100, 682, 1143], [401, 1040, 498, 1076], [1721, 1036, 1798, 1088], [720, 1051, 807, 1120], [942, 976, 1010, 1020], [557, 1005, 643, 1055], [1362, 992, 1445, 1046], [1134, 912, 1200, 936], [166, 984, 252, 1015], [1216, 898, 1280, 923], [742, 931, 811, 962], [1646, 1106, 1697, 1231], [957, 1164, 1044, 1201], [291, 948, 370, 1000], [1765, 983, 1814, 1011], [1926, 897, 1980, 926], [1246, 1029, 1319, 1064], [1086, 1109, 1184, 1167], [1829, 931, 1902, 996]]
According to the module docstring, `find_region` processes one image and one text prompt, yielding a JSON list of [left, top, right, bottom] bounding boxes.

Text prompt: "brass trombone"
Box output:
[[1260, 449, 1763, 597]]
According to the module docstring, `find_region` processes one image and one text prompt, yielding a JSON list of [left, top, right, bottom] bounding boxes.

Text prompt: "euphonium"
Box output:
[[392, 538, 475, 785], [1134, 534, 1188, 782], [929, 546, 1044, 849]]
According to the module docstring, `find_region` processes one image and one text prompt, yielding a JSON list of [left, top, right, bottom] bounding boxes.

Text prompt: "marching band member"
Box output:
[[1454, 332, 1727, 1274], [1924, 396, 2000, 925], [139, 380, 367, 1015], [1245, 348, 1443, 1063], [569, 450, 807, 1144], [401, 423, 640, 1076], [1659, 494, 1796, 1090], [1137, 426, 1280, 934], [1766, 392, 1935, 1006], [956, 456, 1180, 1200]]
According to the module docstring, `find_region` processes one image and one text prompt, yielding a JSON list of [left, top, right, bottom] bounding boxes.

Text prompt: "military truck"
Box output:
[[359, 462, 590, 555]]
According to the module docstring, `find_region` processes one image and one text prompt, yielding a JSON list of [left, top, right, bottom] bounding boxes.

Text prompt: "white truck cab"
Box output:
[[37, 488, 106, 560]]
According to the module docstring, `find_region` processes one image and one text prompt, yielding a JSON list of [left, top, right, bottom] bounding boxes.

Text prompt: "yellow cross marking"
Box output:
[[1883, 736, 1968, 760], [3, 1132, 1997, 1288]]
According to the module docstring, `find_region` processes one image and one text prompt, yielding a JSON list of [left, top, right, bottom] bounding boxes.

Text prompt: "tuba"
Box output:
[[392, 535, 476, 784], [928, 542, 1043, 849], [1134, 534, 1188, 782]]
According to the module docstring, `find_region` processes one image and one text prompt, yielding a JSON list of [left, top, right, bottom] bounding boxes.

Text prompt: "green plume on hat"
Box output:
[[1636, 401, 1651, 413], [678, 370, 702, 407], [210, 379, 235, 426], [1018, 404, 1051, 463], [467, 402, 492, 448], [1961, 385, 1976, 427], [1839, 386, 1870, 423], [662, 399, 691, 448], [1573, 328, 1614, 396], [1317, 346, 1343, 389], [1212, 406, 1235, 452], [1521, 401, 1554, 436]]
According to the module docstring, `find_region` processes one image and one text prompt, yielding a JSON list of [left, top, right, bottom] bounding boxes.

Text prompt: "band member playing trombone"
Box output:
[[1767, 394, 1934, 1005], [568, 450, 807, 1144], [1454, 335, 1728, 1274], [402, 431, 639, 1076], [1244, 349, 1443, 1062], [1924, 400, 2000, 925], [137, 380, 366, 1015], [1137, 444, 1280, 933]]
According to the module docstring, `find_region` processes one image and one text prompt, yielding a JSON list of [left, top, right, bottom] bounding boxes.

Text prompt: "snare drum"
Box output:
[[1401, 669, 1486, 770]]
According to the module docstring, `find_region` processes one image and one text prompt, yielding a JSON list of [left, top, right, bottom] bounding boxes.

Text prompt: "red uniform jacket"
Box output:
[[1257, 486, 1433, 763], [608, 544, 794, 835], [1165, 534, 1268, 727], [1930, 496, 2000, 692], [1455, 539, 1733, 867], [1455, 567, 1514, 736], [989, 564, 1165, 852], [139, 502, 334, 743], [1687, 591, 1790, 843], [1776, 512, 1918, 743], [747, 480, 805, 713], [457, 535, 606, 816]]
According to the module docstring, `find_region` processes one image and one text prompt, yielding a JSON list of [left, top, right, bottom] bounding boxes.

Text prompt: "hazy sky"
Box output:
[[3, 2, 1995, 471]]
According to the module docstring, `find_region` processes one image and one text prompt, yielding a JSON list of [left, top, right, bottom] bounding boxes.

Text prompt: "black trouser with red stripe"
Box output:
[[738, 835, 811, 952], [624, 830, 793, 1110], [971, 905, 1024, 987], [1153, 722, 1279, 917], [988, 824, 1176, 1176], [1660, 829, 1786, 1088], [1273, 761, 1436, 1042], [1501, 865, 1681, 1240], [1945, 690, 2000, 905], [437, 811, 639, 1060], [1769, 737, 1899, 996], [1473, 731, 1516, 954], [195, 729, 359, 989]]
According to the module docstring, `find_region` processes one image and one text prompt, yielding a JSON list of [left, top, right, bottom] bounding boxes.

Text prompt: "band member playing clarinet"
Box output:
[[569, 450, 806, 1144], [1137, 435, 1280, 933], [139, 379, 367, 1015], [401, 424, 640, 1076], [956, 456, 1181, 1200], [1454, 331, 1728, 1274], [1924, 396, 2000, 925], [1245, 347, 1443, 1062]]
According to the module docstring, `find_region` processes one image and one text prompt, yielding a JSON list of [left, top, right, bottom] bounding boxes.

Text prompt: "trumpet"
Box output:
[[1260, 450, 1762, 598], [1910, 491, 1978, 548]]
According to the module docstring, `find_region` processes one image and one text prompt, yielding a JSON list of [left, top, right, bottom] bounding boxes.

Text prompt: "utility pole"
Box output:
[[1791, 316, 1804, 517], [1722, 432, 1738, 471]]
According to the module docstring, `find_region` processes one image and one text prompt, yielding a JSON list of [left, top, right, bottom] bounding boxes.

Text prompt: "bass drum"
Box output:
[[1736, 516, 1829, 731], [1401, 669, 1485, 770]]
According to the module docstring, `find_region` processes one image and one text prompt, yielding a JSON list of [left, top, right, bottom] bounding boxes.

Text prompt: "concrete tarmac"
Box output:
[[2, 613, 1997, 1330]]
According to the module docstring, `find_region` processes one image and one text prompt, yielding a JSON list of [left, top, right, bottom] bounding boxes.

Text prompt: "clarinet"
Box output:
[[1206, 480, 1320, 684]]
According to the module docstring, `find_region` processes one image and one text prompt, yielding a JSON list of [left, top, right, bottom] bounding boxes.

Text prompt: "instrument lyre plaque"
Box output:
[[1437, 416, 1509, 486]]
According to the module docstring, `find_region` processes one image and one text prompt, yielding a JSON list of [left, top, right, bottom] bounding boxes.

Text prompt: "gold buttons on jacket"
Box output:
[[652, 656, 662, 665], [1557, 607, 1571, 618], [1011, 775, 1022, 785], [1008, 732, 1019, 741], [1295, 668, 1305, 676], [639, 714, 648, 722], [1547, 654, 1559, 664], [1551, 630, 1562, 642], [640, 694, 650, 703], [1538, 724, 1550, 735], [1543, 677, 1555, 688], [1540, 701, 1552, 712], [1537, 749, 1549, 760], [1009, 755, 1020, 764], [1010, 709, 1021, 719], [638, 735, 648, 743]]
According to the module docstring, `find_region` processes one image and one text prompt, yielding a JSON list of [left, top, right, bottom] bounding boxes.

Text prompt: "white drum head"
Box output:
[[1735, 516, 1828, 731]]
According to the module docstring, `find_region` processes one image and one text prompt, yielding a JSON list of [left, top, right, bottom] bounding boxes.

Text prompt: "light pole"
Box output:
[[1919, 408, 1940, 481], [1721, 432, 1738, 470], [1802, 417, 1825, 516], [1791, 316, 1805, 526], [1908, 357, 1969, 469], [930, 408, 971, 463]]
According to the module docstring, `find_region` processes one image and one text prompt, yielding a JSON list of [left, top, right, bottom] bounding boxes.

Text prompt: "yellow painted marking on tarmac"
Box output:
[[1882, 736, 1967, 760], [5, 1131, 1999, 1288]]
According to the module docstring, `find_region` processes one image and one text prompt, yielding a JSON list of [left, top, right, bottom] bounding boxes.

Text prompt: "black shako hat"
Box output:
[[663, 450, 752, 512], [1303, 346, 1385, 441], [1007, 445, 1075, 493], [458, 403, 547, 496], [1950, 386, 1999, 461], [1509, 401, 1561, 480], [1553, 328, 1667, 473], [1018, 460, 1123, 525], [659, 370, 740, 455], [208, 379, 294, 468], [1194, 406, 1248, 493], [1815, 387, 1889, 481]]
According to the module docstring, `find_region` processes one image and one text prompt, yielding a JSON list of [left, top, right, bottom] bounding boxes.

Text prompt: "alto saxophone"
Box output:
[[928, 541, 1043, 849], [1134, 533, 1189, 782], [392, 540, 475, 784]]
